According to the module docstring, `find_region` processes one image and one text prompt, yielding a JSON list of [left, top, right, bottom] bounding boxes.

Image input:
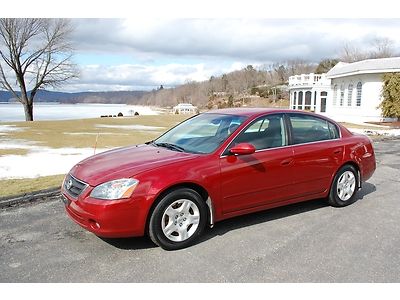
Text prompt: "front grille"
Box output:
[[63, 174, 88, 198]]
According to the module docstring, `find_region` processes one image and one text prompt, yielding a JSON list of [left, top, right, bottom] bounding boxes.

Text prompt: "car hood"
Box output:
[[70, 144, 199, 186]]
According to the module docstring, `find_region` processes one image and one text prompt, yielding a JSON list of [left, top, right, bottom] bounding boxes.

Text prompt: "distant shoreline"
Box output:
[[0, 103, 163, 122]]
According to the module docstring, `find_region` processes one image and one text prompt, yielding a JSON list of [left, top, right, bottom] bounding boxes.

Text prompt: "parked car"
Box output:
[[62, 108, 376, 250]]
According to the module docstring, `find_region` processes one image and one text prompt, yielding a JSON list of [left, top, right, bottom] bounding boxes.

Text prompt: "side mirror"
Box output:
[[229, 143, 256, 155]]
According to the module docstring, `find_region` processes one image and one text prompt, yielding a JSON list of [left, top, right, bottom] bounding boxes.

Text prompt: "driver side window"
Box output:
[[226, 114, 287, 154]]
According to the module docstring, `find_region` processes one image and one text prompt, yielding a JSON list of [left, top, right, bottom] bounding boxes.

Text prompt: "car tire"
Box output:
[[148, 188, 208, 250], [328, 164, 359, 207]]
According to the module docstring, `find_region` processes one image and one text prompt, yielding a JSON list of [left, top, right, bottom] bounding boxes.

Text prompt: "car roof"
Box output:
[[204, 108, 315, 118], [203, 108, 351, 137]]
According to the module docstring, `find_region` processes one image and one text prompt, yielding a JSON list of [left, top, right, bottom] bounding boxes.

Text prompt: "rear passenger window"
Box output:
[[328, 122, 340, 139], [289, 114, 332, 144]]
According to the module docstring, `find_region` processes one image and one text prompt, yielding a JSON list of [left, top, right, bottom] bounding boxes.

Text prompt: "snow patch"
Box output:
[[63, 132, 129, 136], [0, 139, 42, 150], [95, 124, 165, 131], [349, 128, 400, 137], [0, 147, 110, 179], [0, 125, 24, 134]]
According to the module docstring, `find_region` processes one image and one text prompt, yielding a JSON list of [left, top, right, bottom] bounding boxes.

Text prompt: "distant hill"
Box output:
[[0, 90, 147, 104]]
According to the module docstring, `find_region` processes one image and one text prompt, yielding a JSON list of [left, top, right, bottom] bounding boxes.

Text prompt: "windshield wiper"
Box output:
[[154, 142, 185, 152], [146, 140, 156, 146]]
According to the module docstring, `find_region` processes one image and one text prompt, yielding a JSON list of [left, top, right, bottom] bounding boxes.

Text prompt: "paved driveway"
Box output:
[[1, 138, 399, 282]]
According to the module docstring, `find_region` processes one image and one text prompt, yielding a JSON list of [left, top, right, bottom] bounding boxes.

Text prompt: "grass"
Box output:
[[3, 114, 189, 149], [0, 174, 66, 198], [0, 149, 29, 156], [340, 122, 390, 130]]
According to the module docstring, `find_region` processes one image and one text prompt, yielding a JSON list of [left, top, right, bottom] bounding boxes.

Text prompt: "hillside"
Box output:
[[135, 60, 316, 108], [0, 90, 147, 104]]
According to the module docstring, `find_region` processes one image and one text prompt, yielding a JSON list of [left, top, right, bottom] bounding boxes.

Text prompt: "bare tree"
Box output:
[[369, 37, 394, 59], [339, 37, 395, 63], [339, 43, 368, 63], [0, 18, 77, 121]]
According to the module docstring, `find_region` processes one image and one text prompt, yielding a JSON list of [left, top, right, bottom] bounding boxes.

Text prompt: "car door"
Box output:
[[219, 114, 295, 214], [288, 113, 344, 197]]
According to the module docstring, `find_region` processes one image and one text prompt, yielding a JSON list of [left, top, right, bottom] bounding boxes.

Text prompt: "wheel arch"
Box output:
[[145, 182, 214, 235], [336, 160, 362, 190]]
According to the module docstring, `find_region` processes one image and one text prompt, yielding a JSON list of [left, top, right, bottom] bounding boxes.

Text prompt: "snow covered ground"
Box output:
[[0, 125, 24, 136], [95, 124, 165, 131], [0, 103, 161, 122], [0, 138, 110, 179], [348, 127, 400, 137]]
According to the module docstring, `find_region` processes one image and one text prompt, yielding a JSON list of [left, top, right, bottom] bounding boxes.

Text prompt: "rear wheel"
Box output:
[[328, 165, 358, 207], [148, 188, 207, 250]]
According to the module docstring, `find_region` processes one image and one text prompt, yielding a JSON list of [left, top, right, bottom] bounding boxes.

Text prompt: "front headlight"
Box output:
[[90, 178, 139, 200]]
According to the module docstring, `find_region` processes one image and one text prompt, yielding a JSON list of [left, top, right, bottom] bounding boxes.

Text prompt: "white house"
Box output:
[[288, 57, 400, 122], [173, 103, 198, 114], [288, 73, 331, 113]]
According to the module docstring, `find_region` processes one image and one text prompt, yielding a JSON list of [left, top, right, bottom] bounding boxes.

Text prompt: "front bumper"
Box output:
[[62, 188, 151, 238]]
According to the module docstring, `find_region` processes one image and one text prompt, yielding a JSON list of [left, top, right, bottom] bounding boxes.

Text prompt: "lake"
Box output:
[[0, 103, 161, 122]]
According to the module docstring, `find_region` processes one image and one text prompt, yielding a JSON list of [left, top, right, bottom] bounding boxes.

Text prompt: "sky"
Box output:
[[64, 18, 400, 92], [2, 0, 400, 93]]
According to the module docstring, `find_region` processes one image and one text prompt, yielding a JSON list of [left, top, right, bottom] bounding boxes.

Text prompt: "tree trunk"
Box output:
[[23, 102, 33, 121]]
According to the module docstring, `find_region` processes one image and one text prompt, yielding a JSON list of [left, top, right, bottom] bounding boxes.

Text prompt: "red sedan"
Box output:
[[62, 108, 376, 250]]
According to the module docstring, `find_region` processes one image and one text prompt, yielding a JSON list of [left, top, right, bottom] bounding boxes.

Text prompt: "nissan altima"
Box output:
[[62, 108, 376, 250]]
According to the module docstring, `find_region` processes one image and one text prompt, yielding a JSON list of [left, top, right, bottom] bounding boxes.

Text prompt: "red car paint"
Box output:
[[62, 108, 376, 238]]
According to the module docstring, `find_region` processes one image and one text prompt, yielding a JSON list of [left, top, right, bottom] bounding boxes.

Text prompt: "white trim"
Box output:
[[327, 68, 400, 79]]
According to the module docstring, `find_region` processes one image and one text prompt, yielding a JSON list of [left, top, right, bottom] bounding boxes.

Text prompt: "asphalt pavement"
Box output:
[[1, 138, 399, 282]]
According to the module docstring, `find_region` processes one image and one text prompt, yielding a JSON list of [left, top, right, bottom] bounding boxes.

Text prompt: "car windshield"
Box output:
[[153, 113, 247, 154]]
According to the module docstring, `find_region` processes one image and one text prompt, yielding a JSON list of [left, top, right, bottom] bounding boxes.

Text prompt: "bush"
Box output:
[[380, 73, 400, 118], [117, 112, 123, 117]]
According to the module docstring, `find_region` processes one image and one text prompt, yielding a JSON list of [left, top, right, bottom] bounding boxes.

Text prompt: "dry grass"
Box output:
[[0, 174, 65, 198], [0, 149, 29, 157], [340, 122, 387, 130], [3, 115, 189, 149]]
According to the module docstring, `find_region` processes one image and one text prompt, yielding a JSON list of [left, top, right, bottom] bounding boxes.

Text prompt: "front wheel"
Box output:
[[328, 165, 358, 207], [148, 188, 207, 250]]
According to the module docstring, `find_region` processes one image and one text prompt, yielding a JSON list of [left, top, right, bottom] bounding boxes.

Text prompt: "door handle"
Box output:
[[280, 158, 293, 166]]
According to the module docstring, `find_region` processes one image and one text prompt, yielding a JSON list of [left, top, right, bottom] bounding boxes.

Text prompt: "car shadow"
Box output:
[[198, 182, 377, 243], [98, 236, 157, 250], [99, 182, 376, 250]]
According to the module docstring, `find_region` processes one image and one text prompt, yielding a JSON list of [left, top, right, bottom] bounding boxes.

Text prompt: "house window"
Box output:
[[347, 84, 353, 106], [298, 91, 303, 108], [340, 84, 344, 106], [333, 85, 337, 106], [320, 98, 327, 112], [314, 91, 317, 107], [293, 92, 297, 109], [305, 91, 312, 110], [320, 91, 327, 113], [356, 82, 362, 106]]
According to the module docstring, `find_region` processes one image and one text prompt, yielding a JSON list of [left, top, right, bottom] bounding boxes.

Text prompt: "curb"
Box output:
[[0, 187, 61, 209]]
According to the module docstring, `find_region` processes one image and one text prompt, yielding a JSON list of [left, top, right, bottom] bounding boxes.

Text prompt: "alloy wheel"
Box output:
[[161, 199, 200, 242], [336, 170, 356, 201]]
